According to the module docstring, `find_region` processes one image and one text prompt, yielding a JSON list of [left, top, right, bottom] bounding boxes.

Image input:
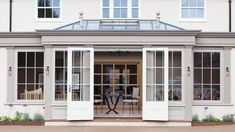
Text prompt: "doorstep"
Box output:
[[45, 119, 191, 126]]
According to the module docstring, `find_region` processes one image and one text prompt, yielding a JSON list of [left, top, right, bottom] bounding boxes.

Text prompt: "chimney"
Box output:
[[79, 11, 84, 29], [156, 11, 161, 30]]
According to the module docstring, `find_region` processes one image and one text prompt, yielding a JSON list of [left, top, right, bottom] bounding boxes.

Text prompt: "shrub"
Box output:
[[202, 115, 221, 122], [222, 114, 234, 122], [1, 116, 12, 121], [192, 115, 200, 122], [13, 111, 24, 121], [33, 113, 44, 121], [22, 113, 32, 121]]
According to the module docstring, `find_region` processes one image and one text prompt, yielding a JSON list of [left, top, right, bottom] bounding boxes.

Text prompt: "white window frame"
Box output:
[[179, 0, 207, 22], [101, 0, 140, 19], [35, 0, 62, 22], [193, 50, 224, 104], [52, 48, 68, 104], [15, 48, 45, 103], [168, 49, 185, 106]]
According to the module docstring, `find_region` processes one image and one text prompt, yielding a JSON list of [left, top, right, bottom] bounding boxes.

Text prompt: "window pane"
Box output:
[[197, 8, 204, 18], [194, 52, 202, 67], [46, 0, 52, 7], [55, 51, 64, 67], [203, 85, 211, 100], [55, 68, 64, 84], [132, 0, 138, 7], [197, 0, 204, 7], [132, 8, 138, 18], [121, 0, 127, 7], [36, 68, 44, 83], [173, 68, 181, 84], [38, 9, 45, 18], [103, 8, 110, 18], [27, 52, 35, 67], [18, 52, 26, 67], [156, 51, 164, 67], [27, 68, 35, 83], [181, 8, 188, 18], [103, 0, 109, 7], [203, 69, 211, 84], [53, 0, 60, 7], [18, 68, 25, 83], [36, 52, 44, 67], [168, 85, 173, 100], [18, 85, 26, 100], [55, 85, 65, 100], [53, 8, 60, 18], [189, 0, 196, 7], [35, 85, 44, 100], [189, 8, 196, 18], [114, 0, 120, 7], [203, 52, 211, 67], [156, 68, 164, 84], [212, 69, 220, 84], [173, 85, 182, 101], [212, 52, 220, 67], [146, 85, 164, 101], [194, 69, 202, 83], [194, 85, 202, 100], [182, 0, 189, 7], [38, 0, 45, 7], [121, 8, 127, 18], [27, 85, 35, 100], [114, 8, 120, 18], [212, 85, 220, 100], [173, 52, 181, 67], [46, 8, 52, 18]]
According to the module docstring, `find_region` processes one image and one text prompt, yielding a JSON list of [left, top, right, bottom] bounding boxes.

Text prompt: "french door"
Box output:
[[67, 48, 94, 120], [142, 48, 169, 121]]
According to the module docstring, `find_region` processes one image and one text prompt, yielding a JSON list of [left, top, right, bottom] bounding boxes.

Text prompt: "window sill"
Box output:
[[5, 102, 44, 106], [192, 101, 233, 106], [35, 18, 62, 22], [179, 18, 207, 23]]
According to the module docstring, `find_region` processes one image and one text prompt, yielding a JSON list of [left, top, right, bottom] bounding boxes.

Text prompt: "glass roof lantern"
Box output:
[[56, 19, 184, 31]]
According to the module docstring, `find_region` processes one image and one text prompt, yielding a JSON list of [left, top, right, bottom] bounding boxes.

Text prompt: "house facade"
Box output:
[[0, 0, 235, 124]]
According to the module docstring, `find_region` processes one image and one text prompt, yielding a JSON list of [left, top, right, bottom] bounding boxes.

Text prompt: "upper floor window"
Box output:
[[37, 0, 61, 18], [102, 0, 139, 19], [181, 0, 205, 19]]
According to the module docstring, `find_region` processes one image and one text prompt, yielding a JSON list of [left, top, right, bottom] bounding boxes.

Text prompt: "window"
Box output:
[[181, 0, 205, 19], [168, 51, 182, 101], [55, 51, 67, 101], [194, 52, 221, 100], [102, 0, 139, 18], [37, 0, 60, 18], [17, 52, 44, 100]]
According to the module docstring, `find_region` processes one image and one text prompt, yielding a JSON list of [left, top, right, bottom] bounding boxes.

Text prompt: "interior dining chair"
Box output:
[[94, 95, 103, 113], [122, 87, 139, 114]]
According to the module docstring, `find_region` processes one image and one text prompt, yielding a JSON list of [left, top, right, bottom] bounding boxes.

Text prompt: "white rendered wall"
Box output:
[[0, 0, 230, 32], [0, 48, 44, 118], [192, 49, 235, 120], [0, 48, 8, 116], [0, 0, 9, 32], [232, 0, 235, 32]]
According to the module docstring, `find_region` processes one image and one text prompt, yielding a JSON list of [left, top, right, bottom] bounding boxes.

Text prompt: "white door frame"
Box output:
[[67, 47, 94, 120], [142, 48, 169, 121]]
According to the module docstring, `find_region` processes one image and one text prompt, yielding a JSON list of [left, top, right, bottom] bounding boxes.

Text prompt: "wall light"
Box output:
[[8, 66, 12, 76], [46, 66, 50, 75], [187, 67, 191, 76], [226, 67, 230, 77]]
